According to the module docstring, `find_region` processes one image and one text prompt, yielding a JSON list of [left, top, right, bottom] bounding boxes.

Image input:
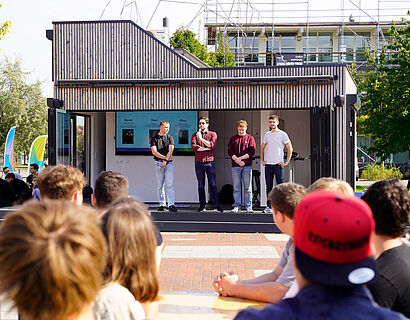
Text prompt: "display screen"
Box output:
[[115, 111, 198, 154]]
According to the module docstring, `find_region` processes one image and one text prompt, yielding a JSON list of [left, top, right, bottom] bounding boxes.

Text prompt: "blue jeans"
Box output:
[[265, 164, 283, 208], [154, 161, 175, 206], [194, 162, 219, 207], [232, 166, 253, 209]]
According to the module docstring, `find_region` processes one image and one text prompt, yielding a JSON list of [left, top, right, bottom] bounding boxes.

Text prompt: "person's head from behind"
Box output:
[[5, 172, 15, 183], [268, 182, 307, 234], [293, 190, 376, 289], [309, 177, 354, 197], [0, 200, 106, 320], [361, 179, 410, 238], [92, 171, 129, 213], [30, 163, 39, 175], [37, 164, 86, 204], [102, 197, 159, 302]]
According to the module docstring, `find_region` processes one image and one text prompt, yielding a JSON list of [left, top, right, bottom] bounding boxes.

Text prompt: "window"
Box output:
[[266, 34, 296, 65], [303, 32, 333, 62], [342, 32, 371, 62], [228, 33, 259, 64]]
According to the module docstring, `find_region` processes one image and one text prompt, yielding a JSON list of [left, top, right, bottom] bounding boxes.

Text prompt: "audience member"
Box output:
[[213, 182, 307, 303], [0, 177, 16, 207], [26, 163, 39, 187], [92, 170, 129, 217], [0, 200, 106, 320], [32, 176, 41, 200], [5, 172, 31, 204], [36, 164, 86, 203], [362, 179, 410, 317], [235, 191, 406, 320], [284, 177, 355, 298], [308, 176, 354, 197], [92, 170, 164, 270], [2, 166, 23, 181], [95, 198, 159, 320]]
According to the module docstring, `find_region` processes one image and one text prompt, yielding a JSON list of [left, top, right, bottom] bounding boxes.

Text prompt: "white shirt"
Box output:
[[94, 283, 145, 320], [262, 130, 290, 165]]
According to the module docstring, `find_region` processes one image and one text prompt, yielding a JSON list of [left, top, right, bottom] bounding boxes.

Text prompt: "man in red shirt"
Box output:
[[228, 120, 256, 213], [191, 116, 223, 212]]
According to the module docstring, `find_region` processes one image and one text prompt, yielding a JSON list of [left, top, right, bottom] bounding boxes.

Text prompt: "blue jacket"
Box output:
[[234, 283, 408, 320]]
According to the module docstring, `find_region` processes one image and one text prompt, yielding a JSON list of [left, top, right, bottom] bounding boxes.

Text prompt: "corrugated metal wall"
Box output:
[[52, 21, 346, 111]]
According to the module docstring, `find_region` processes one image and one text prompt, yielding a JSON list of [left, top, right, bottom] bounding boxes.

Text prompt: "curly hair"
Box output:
[[269, 182, 307, 219], [37, 164, 86, 200], [0, 200, 106, 320], [361, 179, 410, 237]]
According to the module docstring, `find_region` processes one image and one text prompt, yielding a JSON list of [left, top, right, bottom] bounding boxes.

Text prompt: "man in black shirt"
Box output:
[[362, 179, 410, 318], [0, 178, 16, 207], [26, 163, 39, 187], [5, 173, 31, 204], [150, 120, 177, 212]]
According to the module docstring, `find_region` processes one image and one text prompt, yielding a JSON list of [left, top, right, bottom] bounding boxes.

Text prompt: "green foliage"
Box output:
[[170, 27, 235, 67], [351, 13, 410, 161], [0, 2, 11, 42], [207, 30, 235, 67], [170, 28, 208, 62], [0, 58, 48, 161], [360, 163, 403, 180]]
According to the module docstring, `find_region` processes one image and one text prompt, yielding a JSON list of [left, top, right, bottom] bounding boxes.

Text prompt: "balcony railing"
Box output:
[[229, 50, 393, 66]]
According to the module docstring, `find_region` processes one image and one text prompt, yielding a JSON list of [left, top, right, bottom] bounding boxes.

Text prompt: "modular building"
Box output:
[[47, 20, 359, 205]]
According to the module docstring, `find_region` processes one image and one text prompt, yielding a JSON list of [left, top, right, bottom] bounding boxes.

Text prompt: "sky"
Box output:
[[0, 0, 408, 97]]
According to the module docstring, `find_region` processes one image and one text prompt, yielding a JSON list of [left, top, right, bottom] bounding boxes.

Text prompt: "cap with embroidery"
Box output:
[[293, 190, 376, 286]]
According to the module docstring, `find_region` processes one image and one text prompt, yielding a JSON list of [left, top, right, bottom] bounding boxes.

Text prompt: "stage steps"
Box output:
[[151, 210, 279, 233]]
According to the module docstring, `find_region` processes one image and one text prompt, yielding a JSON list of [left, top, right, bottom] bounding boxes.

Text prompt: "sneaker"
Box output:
[[263, 207, 273, 214], [214, 207, 224, 213], [169, 205, 178, 212], [246, 207, 254, 213], [231, 207, 240, 213], [158, 206, 167, 212], [197, 206, 206, 212]]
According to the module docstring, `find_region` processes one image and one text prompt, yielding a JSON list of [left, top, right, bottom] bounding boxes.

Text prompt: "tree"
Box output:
[[207, 30, 235, 67], [0, 58, 48, 162], [352, 14, 410, 161], [170, 28, 208, 62], [170, 27, 235, 67], [0, 2, 11, 42]]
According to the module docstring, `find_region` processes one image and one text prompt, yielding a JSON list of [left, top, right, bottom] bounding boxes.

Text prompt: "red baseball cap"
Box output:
[[293, 190, 376, 286]]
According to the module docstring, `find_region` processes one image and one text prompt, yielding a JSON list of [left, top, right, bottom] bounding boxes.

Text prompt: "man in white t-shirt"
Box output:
[[260, 114, 293, 213]]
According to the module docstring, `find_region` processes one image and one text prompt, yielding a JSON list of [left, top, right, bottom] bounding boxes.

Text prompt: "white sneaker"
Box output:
[[263, 207, 273, 214], [247, 207, 254, 213], [231, 207, 240, 213]]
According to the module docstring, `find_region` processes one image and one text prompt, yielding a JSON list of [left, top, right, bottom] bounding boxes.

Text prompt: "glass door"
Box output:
[[48, 109, 90, 183]]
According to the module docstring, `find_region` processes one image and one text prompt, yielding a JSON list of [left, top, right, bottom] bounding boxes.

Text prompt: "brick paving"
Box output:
[[158, 232, 289, 292]]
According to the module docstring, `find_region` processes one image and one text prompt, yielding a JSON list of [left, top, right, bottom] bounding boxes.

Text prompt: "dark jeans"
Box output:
[[265, 164, 283, 208], [195, 161, 219, 208]]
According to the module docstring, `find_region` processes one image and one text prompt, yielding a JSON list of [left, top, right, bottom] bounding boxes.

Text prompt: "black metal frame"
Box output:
[[310, 105, 335, 183]]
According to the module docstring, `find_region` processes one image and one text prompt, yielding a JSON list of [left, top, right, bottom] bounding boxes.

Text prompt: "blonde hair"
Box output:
[[269, 182, 307, 219], [0, 200, 106, 320], [37, 164, 86, 200], [309, 177, 354, 197], [102, 198, 159, 302], [237, 120, 248, 128]]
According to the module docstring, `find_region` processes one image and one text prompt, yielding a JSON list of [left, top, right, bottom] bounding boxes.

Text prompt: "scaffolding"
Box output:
[[203, 0, 410, 65]]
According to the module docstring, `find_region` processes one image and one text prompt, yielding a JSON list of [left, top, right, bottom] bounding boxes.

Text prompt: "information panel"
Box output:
[[115, 111, 198, 154]]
